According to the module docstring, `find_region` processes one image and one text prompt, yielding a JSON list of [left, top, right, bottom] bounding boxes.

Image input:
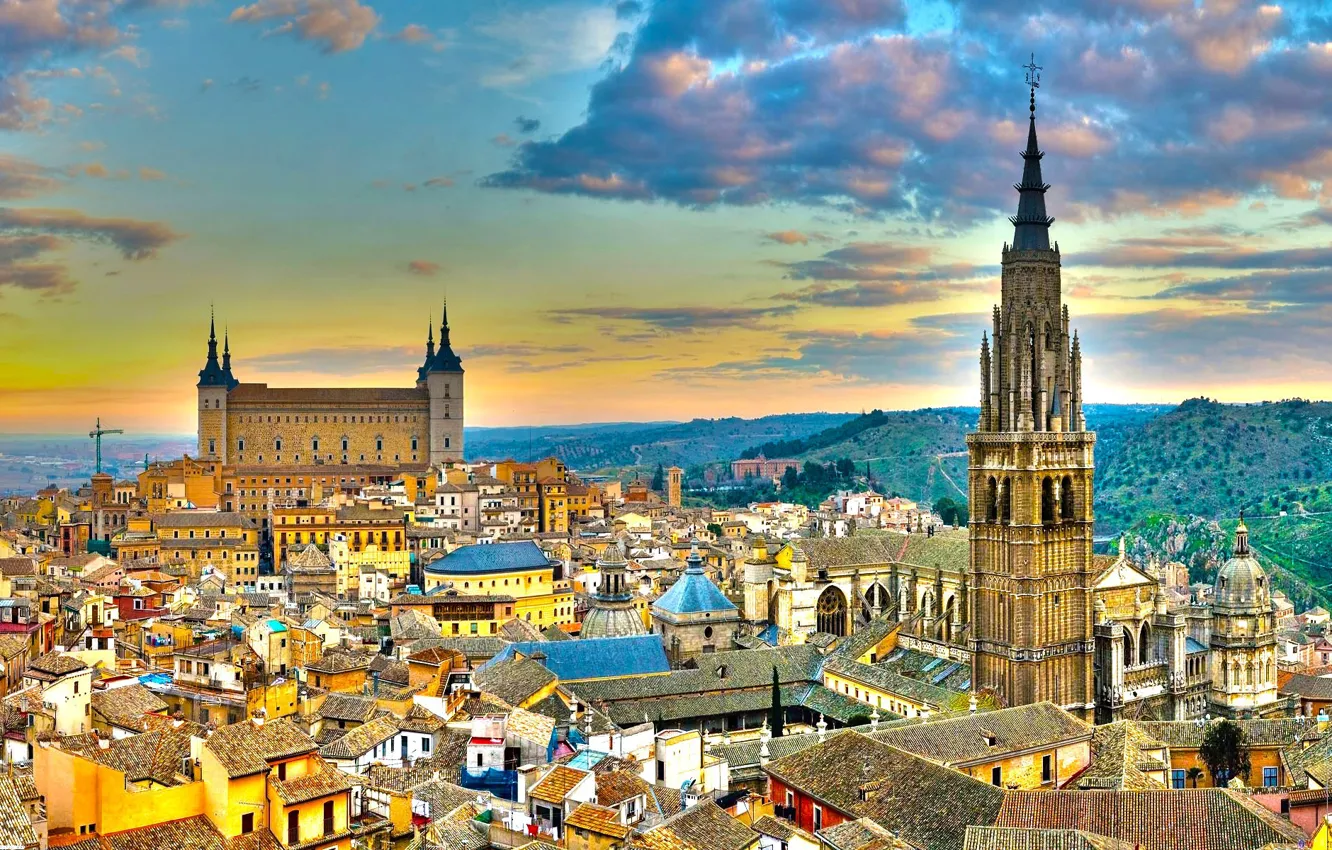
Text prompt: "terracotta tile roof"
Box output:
[[570, 644, 823, 704], [0, 774, 37, 850], [62, 727, 195, 786], [962, 827, 1137, 850], [91, 683, 168, 732], [870, 702, 1091, 767], [529, 765, 591, 804], [28, 651, 88, 677], [307, 649, 374, 674], [400, 704, 445, 733], [1135, 718, 1312, 749], [317, 692, 378, 723], [156, 512, 257, 529], [269, 755, 354, 805], [320, 715, 399, 760], [765, 730, 1004, 850], [566, 803, 631, 839], [411, 777, 475, 819], [816, 817, 915, 850], [1074, 723, 1168, 791], [0, 557, 38, 577], [205, 717, 317, 777], [506, 707, 557, 746], [993, 789, 1307, 850], [642, 800, 756, 850], [473, 657, 555, 706]]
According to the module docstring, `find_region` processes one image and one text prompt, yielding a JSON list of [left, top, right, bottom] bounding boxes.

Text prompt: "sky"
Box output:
[[1, 0, 1332, 433]]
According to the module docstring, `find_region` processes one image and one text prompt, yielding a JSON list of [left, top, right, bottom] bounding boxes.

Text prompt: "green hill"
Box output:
[[1095, 398, 1332, 529]]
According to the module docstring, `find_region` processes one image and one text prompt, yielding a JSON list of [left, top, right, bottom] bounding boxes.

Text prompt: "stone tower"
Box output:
[[197, 310, 230, 463], [425, 303, 465, 465], [667, 466, 683, 507], [968, 64, 1095, 717]]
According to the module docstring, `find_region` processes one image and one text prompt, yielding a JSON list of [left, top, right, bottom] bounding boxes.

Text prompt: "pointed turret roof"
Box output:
[[416, 322, 436, 383], [1009, 56, 1054, 251], [427, 301, 464, 373], [221, 327, 239, 390], [197, 309, 229, 388]]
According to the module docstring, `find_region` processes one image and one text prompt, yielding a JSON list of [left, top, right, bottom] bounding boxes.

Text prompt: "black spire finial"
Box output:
[[209, 305, 216, 342], [198, 307, 228, 388], [1009, 54, 1054, 251], [1023, 53, 1041, 117]]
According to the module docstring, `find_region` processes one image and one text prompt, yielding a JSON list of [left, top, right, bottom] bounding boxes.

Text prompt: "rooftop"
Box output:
[[424, 540, 551, 575]]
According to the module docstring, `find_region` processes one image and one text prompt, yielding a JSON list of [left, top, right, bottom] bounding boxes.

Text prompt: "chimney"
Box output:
[[251, 708, 266, 727]]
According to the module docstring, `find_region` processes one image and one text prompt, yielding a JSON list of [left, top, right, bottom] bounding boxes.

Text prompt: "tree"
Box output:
[[781, 466, 800, 492], [651, 463, 665, 492], [1186, 766, 1204, 788], [769, 667, 783, 737], [706, 522, 724, 538], [1200, 719, 1251, 786]]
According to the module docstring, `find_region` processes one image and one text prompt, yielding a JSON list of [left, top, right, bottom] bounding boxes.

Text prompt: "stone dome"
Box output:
[[1213, 521, 1270, 612]]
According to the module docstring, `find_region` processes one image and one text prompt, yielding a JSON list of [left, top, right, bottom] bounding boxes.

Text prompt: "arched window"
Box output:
[[986, 477, 998, 522], [411, 436, 418, 452], [375, 436, 383, 452], [341, 436, 349, 452], [817, 586, 848, 637], [1061, 475, 1075, 519], [274, 437, 283, 452], [312, 437, 320, 452], [1123, 631, 1135, 668], [1041, 477, 1055, 524], [1139, 621, 1151, 664], [1001, 480, 1012, 525]]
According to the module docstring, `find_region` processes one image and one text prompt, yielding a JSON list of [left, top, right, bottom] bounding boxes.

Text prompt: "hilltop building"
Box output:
[[197, 305, 464, 468]]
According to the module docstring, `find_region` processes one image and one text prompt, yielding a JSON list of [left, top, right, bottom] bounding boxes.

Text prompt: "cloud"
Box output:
[[407, 260, 438, 276], [762, 230, 830, 246], [138, 166, 166, 181], [514, 115, 541, 134], [0, 155, 61, 199], [0, 207, 180, 259], [392, 23, 432, 44], [422, 176, 454, 188], [229, 0, 380, 54], [548, 303, 797, 331], [491, 133, 517, 148], [474, 4, 621, 87], [104, 45, 146, 67], [246, 345, 418, 375], [479, 0, 1332, 233]]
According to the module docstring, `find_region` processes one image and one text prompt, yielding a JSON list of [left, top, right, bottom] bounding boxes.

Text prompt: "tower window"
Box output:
[[376, 437, 383, 452], [275, 438, 283, 452], [411, 436, 418, 451], [237, 438, 245, 452], [341, 437, 349, 451], [445, 405, 450, 419], [312, 437, 320, 452], [208, 439, 216, 455], [445, 437, 451, 449]]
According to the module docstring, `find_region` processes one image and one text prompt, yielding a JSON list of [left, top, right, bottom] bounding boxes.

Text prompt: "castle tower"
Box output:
[[667, 466, 683, 507], [197, 310, 230, 463], [968, 59, 1096, 717], [425, 302, 465, 465], [1209, 518, 1278, 717]]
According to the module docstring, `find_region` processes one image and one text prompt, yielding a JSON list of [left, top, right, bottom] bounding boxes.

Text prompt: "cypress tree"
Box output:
[[769, 667, 783, 737]]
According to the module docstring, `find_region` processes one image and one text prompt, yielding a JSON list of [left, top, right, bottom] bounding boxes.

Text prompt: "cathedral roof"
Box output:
[[1092, 556, 1156, 591], [1214, 522, 1271, 613], [653, 543, 737, 617]]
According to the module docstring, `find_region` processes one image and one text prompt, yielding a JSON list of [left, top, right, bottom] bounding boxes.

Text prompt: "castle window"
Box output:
[[312, 438, 320, 452], [376, 437, 383, 452], [445, 405, 450, 419], [445, 437, 451, 449], [275, 438, 283, 452], [209, 439, 216, 455], [444, 384, 450, 399], [411, 436, 418, 452], [342, 437, 349, 452], [238, 439, 245, 452]]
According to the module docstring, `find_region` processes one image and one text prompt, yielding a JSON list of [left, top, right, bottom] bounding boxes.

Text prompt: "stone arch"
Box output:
[[1123, 628, 1135, 669], [1041, 477, 1056, 524], [986, 476, 998, 522], [1001, 479, 1012, 524], [864, 582, 890, 617], [1061, 475, 1074, 519], [1139, 621, 1151, 664], [817, 585, 848, 637]]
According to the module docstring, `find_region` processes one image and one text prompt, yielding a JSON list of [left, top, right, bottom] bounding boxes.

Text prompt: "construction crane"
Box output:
[[89, 418, 123, 474]]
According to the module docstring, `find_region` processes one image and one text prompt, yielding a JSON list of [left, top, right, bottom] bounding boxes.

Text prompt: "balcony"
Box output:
[[1123, 661, 1168, 690]]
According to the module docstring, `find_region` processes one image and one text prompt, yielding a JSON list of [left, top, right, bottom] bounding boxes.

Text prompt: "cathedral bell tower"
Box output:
[[968, 58, 1095, 717]]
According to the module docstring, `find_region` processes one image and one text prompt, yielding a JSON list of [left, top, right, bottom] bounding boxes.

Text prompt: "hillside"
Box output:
[[1095, 398, 1332, 529], [464, 413, 854, 471]]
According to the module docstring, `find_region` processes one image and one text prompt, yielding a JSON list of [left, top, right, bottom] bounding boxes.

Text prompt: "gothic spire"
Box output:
[[221, 327, 238, 389], [1010, 54, 1054, 251], [197, 308, 228, 388], [427, 299, 464, 374]]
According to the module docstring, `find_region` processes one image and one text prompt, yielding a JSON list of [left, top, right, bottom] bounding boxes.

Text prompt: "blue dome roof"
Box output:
[[654, 545, 737, 616], [424, 540, 550, 575]]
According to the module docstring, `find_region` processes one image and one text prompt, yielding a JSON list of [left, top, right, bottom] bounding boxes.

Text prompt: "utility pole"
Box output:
[[88, 418, 124, 474]]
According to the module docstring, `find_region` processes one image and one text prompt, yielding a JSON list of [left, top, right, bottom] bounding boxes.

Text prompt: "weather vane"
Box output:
[[1023, 53, 1042, 116]]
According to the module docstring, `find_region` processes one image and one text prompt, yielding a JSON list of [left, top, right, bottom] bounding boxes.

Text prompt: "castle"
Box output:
[[196, 306, 464, 468]]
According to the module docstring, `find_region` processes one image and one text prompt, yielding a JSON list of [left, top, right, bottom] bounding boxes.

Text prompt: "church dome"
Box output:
[[1213, 520, 1270, 613]]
